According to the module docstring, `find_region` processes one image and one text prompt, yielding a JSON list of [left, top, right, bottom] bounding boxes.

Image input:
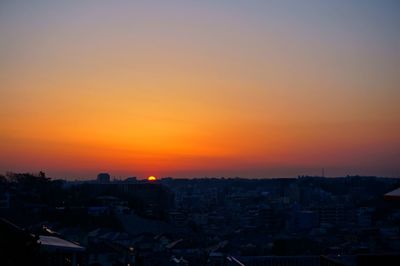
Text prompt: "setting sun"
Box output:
[[0, 1, 398, 179], [147, 176, 157, 181]]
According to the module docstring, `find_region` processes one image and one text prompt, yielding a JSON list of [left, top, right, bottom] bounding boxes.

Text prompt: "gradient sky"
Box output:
[[1, 0, 399, 179]]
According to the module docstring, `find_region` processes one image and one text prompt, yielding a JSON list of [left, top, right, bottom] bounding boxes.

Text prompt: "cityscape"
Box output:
[[1, 172, 400, 265]]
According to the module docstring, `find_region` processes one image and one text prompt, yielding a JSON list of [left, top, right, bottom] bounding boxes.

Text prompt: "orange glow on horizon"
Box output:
[[147, 176, 157, 181], [0, 1, 399, 178]]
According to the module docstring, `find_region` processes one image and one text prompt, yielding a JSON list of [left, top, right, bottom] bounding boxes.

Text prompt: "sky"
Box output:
[[1, 0, 399, 179]]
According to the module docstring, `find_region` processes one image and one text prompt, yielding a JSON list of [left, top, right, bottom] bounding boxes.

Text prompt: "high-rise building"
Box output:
[[97, 173, 110, 183]]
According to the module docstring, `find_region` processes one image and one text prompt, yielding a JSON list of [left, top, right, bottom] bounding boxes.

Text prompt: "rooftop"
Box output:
[[39, 235, 85, 252], [384, 188, 400, 201]]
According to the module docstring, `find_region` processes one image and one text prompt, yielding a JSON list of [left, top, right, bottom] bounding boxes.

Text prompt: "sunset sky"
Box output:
[[1, 1, 399, 179]]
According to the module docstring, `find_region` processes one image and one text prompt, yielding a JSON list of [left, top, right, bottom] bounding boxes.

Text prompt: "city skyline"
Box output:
[[1, 1, 399, 179]]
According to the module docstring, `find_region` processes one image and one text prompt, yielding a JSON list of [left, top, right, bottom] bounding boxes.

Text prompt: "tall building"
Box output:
[[97, 173, 110, 183]]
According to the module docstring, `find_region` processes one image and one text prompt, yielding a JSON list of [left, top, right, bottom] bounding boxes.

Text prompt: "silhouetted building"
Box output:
[[123, 176, 137, 183], [83, 182, 174, 218], [97, 173, 110, 183], [0, 191, 10, 209], [229, 256, 320, 266], [384, 188, 400, 201], [0, 218, 40, 265], [39, 235, 85, 266]]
